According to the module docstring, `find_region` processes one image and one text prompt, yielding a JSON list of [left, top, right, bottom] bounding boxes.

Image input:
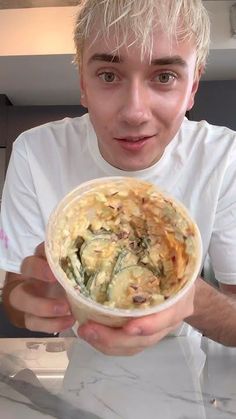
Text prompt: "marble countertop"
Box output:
[[0, 335, 236, 419]]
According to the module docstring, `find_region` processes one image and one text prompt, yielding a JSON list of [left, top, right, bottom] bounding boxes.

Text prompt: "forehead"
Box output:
[[82, 27, 196, 65]]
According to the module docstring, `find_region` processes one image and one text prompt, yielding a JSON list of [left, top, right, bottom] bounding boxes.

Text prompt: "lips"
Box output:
[[115, 135, 154, 142], [114, 135, 155, 151]]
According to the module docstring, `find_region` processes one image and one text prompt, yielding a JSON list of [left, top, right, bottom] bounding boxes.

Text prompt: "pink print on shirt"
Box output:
[[0, 229, 9, 249]]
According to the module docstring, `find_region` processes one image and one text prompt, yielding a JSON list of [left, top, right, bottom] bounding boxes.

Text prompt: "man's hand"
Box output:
[[2, 243, 75, 334], [77, 285, 195, 356]]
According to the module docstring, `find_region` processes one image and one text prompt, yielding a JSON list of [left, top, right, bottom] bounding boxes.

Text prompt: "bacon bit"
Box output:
[[172, 256, 176, 263], [108, 203, 122, 211], [75, 236, 84, 250], [130, 285, 138, 290], [117, 231, 130, 239], [94, 250, 102, 253], [133, 295, 147, 304]]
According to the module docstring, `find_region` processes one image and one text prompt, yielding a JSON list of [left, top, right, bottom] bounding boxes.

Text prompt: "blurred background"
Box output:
[[1, 0, 236, 202], [0, 0, 236, 334], [0, 0, 236, 284]]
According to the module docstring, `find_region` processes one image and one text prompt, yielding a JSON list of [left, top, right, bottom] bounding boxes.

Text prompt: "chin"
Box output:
[[112, 150, 160, 171], [115, 160, 151, 171]]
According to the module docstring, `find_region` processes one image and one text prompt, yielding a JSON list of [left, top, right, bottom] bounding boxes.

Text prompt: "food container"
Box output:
[[45, 177, 202, 327]]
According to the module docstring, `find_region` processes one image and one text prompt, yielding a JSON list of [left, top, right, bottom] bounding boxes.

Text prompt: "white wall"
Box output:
[[0, 6, 77, 56], [0, 1, 235, 104], [205, 1, 236, 49], [0, 2, 236, 58]]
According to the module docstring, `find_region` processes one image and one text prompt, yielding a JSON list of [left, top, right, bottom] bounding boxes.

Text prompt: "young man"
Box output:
[[1, 0, 236, 355]]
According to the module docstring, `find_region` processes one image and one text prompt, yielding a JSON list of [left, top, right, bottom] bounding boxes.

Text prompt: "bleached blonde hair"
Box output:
[[74, 0, 210, 72]]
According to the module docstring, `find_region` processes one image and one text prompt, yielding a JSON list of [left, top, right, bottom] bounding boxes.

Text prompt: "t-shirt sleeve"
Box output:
[[208, 140, 236, 285], [0, 134, 46, 274]]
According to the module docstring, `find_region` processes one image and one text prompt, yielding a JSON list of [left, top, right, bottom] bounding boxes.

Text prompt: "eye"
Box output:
[[98, 72, 118, 83], [155, 72, 176, 84]]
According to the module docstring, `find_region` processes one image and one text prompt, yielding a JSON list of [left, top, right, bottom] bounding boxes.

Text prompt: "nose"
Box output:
[[118, 80, 151, 126]]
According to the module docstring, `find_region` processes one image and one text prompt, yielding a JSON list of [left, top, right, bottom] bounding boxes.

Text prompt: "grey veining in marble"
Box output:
[[62, 337, 207, 419], [0, 336, 236, 419], [200, 338, 236, 419], [0, 369, 102, 419]]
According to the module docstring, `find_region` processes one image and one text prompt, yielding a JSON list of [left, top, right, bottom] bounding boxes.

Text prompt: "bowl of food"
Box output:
[[45, 177, 202, 327]]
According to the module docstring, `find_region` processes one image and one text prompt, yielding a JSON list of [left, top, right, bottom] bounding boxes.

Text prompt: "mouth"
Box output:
[[114, 135, 155, 151], [115, 135, 154, 142]]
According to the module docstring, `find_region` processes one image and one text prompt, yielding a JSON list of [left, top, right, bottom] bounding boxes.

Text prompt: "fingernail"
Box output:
[[78, 329, 98, 342], [126, 327, 142, 336]]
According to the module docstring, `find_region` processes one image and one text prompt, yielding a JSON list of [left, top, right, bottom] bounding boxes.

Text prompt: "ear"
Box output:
[[186, 66, 203, 111], [79, 68, 88, 108]]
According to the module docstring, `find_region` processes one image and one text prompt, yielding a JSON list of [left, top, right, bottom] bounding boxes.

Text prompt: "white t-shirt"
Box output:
[[1, 113, 236, 288]]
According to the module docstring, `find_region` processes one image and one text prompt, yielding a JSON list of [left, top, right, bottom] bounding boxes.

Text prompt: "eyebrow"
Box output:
[[88, 53, 123, 64], [151, 56, 187, 67], [88, 53, 187, 67]]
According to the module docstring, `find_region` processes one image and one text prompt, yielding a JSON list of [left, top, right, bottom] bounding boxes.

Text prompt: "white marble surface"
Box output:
[[0, 336, 235, 419]]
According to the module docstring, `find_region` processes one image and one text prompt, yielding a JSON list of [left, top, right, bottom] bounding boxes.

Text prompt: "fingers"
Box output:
[[24, 313, 75, 334], [20, 242, 56, 282], [77, 286, 195, 356], [78, 321, 176, 356], [34, 242, 46, 258], [18, 242, 195, 346], [21, 254, 56, 282], [9, 279, 75, 333], [123, 286, 195, 337], [10, 280, 71, 317], [8, 242, 75, 334]]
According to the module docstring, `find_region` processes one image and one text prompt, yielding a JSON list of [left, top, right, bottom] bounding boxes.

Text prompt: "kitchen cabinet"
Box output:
[[5, 104, 87, 166], [190, 80, 236, 131], [0, 95, 87, 168]]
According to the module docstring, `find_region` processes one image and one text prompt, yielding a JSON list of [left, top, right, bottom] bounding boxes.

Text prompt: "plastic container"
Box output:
[[45, 177, 202, 327]]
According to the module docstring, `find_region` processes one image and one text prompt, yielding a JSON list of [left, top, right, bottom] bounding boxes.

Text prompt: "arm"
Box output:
[[188, 138, 236, 347], [186, 277, 236, 346]]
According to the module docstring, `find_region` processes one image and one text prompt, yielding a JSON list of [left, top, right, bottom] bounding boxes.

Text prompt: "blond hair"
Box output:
[[74, 0, 210, 71]]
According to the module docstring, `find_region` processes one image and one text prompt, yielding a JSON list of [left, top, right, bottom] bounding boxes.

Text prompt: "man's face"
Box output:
[[80, 28, 201, 171]]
